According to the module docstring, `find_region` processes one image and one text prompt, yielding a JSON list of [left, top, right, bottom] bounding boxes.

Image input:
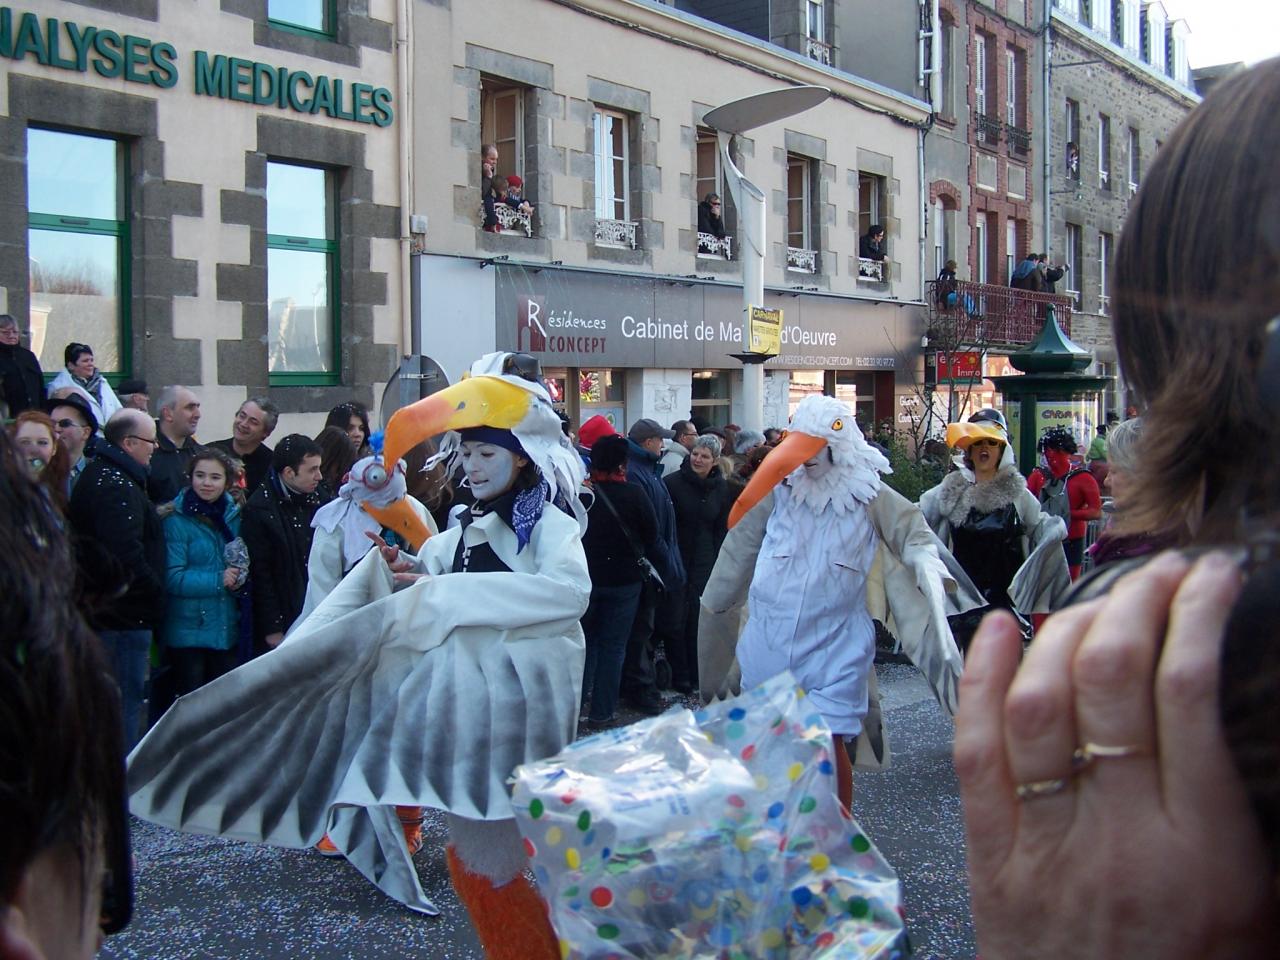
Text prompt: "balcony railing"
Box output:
[[494, 204, 533, 238], [805, 36, 833, 65], [926, 278, 1074, 350], [857, 257, 886, 282], [594, 218, 638, 249], [1006, 123, 1031, 157], [697, 232, 733, 259], [975, 113, 1004, 145], [787, 246, 818, 273]]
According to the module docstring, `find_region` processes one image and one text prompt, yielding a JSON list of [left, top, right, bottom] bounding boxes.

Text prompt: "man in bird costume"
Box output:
[[127, 353, 589, 960], [698, 394, 966, 808]]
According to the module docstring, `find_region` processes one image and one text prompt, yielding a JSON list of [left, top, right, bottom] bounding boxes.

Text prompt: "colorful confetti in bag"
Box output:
[[511, 672, 910, 958]]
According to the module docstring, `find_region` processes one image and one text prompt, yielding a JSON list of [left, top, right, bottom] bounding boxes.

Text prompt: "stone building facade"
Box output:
[[2, 0, 405, 436]]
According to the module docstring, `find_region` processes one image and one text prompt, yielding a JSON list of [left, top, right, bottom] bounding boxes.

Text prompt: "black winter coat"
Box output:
[[241, 471, 321, 640], [582, 479, 661, 588], [147, 425, 200, 503], [664, 459, 731, 587], [0, 341, 44, 415], [68, 442, 167, 631], [697, 200, 725, 239]]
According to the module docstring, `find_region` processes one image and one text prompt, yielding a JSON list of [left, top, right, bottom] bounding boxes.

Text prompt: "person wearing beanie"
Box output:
[[580, 433, 660, 726]]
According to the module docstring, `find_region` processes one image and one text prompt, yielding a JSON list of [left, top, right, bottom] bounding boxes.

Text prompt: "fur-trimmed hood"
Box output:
[[936, 464, 1026, 527]]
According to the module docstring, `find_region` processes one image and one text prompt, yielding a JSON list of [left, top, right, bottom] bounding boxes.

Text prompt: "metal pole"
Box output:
[[718, 131, 767, 432]]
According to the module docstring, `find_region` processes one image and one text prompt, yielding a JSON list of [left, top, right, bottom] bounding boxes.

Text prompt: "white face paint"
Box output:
[[802, 445, 835, 481], [460, 441, 524, 501]]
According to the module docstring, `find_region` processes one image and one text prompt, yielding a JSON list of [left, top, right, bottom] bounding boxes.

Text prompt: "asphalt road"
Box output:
[[100, 663, 975, 959]]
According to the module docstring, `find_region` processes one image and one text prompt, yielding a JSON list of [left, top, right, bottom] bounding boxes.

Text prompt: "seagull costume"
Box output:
[[699, 395, 965, 769], [128, 353, 589, 960]]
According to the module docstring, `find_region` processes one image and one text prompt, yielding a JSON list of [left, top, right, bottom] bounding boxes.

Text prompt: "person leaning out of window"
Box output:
[[697, 193, 727, 255], [859, 224, 887, 262]]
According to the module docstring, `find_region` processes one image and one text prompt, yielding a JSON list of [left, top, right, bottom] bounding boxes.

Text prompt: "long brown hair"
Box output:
[[314, 426, 357, 494], [1110, 57, 1280, 542]]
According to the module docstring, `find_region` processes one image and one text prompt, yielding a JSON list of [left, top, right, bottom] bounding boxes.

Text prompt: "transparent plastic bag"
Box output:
[[511, 671, 909, 959], [224, 537, 249, 591]]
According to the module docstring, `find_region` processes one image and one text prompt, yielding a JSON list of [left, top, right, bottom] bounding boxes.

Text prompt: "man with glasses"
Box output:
[[68, 408, 166, 749], [46, 393, 98, 493], [660, 419, 698, 477]]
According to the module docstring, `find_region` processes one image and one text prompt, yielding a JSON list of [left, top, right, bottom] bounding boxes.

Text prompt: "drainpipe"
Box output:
[[396, 0, 414, 359], [1041, 0, 1052, 254]]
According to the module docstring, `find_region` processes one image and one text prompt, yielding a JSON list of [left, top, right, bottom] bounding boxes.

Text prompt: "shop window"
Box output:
[[693, 369, 733, 425], [833, 371, 876, 433], [267, 0, 335, 38], [266, 161, 338, 383], [27, 128, 128, 376], [786, 154, 816, 273], [580, 368, 626, 428], [788, 370, 825, 418], [593, 109, 636, 248]]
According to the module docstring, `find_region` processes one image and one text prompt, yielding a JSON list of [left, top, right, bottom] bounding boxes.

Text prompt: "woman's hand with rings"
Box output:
[[954, 551, 1277, 960]]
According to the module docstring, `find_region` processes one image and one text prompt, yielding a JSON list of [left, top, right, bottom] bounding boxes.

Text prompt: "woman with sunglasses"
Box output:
[[920, 408, 1071, 653]]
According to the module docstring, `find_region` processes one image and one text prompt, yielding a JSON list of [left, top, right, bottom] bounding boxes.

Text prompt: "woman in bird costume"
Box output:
[[698, 394, 967, 809], [919, 409, 1070, 652], [127, 353, 590, 960]]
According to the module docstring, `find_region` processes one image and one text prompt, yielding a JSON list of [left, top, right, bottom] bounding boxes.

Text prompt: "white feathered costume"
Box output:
[[699, 395, 965, 766], [127, 354, 590, 935]]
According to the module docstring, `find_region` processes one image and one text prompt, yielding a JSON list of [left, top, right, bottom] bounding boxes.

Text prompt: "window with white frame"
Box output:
[[974, 33, 988, 135], [268, 0, 334, 38], [940, 17, 957, 118], [1005, 48, 1018, 126], [1098, 113, 1112, 190], [1005, 219, 1017, 283], [1170, 20, 1190, 85], [593, 109, 630, 223], [1065, 222, 1083, 304], [806, 0, 824, 42], [1008, 163, 1027, 198], [1053, 0, 1080, 18], [933, 197, 958, 275], [1098, 232, 1113, 314], [1127, 127, 1140, 194], [786, 154, 813, 257], [857, 172, 884, 242], [1065, 98, 1081, 180], [481, 82, 524, 183], [977, 153, 998, 192], [1143, 3, 1167, 72], [1089, 0, 1111, 35], [1118, 0, 1140, 54], [975, 215, 988, 284], [696, 127, 733, 255]]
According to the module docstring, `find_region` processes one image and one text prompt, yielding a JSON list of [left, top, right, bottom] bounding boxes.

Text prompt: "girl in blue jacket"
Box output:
[[159, 446, 246, 699]]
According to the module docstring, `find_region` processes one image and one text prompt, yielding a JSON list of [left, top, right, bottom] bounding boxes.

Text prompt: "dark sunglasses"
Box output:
[[54, 418, 87, 430]]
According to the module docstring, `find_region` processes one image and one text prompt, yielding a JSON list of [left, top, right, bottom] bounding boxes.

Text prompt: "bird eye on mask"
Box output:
[[831, 419, 844, 431]]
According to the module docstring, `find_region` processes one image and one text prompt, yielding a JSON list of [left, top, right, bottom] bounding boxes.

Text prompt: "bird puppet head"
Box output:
[[728, 394, 891, 528]]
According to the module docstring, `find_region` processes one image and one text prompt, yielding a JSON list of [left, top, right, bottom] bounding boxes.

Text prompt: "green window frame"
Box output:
[[27, 127, 131, 381], [266, 0, 337, 41], [266, 160, 340, 386]]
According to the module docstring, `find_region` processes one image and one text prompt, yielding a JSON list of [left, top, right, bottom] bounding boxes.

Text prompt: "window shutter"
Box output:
[[975, 35, 986, 116]]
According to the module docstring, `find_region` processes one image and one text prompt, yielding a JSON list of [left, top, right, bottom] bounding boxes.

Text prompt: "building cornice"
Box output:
[[551, 0, 933, 126], [1049, 9, 1200, 108]]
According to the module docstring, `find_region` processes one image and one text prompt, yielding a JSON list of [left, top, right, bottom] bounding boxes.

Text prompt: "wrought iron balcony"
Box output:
[[594, 218, 638, 249], [697, 232, 733, 260], [787, 246, 818, 273], [975, 113, 1004, 145], [805, 36, 833, 65], [1005, 123, 1031, 157], [494, 204, 533, 238], [925, 278, 1074, 351], [857, 257, 886, 282]]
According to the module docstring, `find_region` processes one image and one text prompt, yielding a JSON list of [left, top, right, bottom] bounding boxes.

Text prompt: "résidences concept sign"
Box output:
[[0, 7, 394, 127]]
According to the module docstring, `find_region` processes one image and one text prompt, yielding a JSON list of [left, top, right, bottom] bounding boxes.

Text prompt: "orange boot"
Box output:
[[446, 845, 560, 960], [396, 805, 425, 856]]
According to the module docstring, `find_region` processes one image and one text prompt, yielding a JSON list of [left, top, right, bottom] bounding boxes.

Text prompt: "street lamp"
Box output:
[[702, 85, 830, 432]]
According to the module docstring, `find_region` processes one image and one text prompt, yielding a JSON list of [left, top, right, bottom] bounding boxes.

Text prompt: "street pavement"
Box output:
[[101, 663, 975, 959]]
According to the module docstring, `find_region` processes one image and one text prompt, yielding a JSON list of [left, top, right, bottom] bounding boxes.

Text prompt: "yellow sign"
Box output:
[[748, 306, 782, 356]]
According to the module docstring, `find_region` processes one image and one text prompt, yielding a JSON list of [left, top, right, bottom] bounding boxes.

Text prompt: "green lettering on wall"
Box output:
[[193, 49, 229, 97], [371, 86, 394, 128], [45, 18, 77, 69], [150, 40, 177, 88], [0, 7, 12, 59], [286, 69, 313, 112], [13, 12, 48, 65], [229, 57, 253, 102], [351, 83, 372, 124], [65, 20, 96, 71], [91, 28, 123, 79], [252, 61, 276, 105], [123, 34, 151, 84], [309, 74, 334, 116]]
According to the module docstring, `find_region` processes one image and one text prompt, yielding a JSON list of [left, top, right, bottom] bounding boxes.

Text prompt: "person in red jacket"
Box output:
[[1026, 425, 1101, 579]]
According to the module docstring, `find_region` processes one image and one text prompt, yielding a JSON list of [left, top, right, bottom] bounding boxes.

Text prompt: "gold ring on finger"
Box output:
[[1014, 777, 1071, 801], [1072, 742, 1146, 771]]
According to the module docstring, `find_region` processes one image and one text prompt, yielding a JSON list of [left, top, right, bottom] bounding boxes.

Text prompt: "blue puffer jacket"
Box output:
[[160, 490, 242, 650]]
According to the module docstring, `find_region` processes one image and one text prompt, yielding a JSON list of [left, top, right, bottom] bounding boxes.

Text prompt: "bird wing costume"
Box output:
[[127, 355, 590, 925], [699, 396, 964, 769]]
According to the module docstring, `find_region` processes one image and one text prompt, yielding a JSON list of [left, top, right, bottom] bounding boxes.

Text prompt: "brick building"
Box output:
[[1046, 0, 1198, 408]]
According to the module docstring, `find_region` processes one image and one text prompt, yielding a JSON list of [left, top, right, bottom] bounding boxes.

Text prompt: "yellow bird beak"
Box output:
[[381, 375, 532, 473], [727, 431, 827, 529], [945, 422, 1007, 451]]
